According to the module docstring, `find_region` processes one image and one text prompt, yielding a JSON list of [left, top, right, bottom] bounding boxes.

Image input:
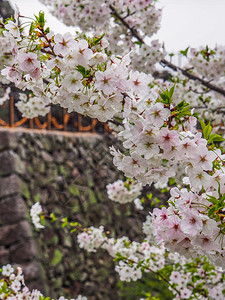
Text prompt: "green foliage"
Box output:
[[199, 45, 215, 62], [158, 85, 175, 105], [206, 186, 225, 230], [199, 119, 224, 146], [50, 213, 56, 222], [89, 189, 97, 204], [62, 217, 68, 228], [168, 177, 176, 186], [76, 65, 92, 78], [134, 41, 143, 47], [180, 47, 189, 57], [117, 272, 173, 299], [34, 11, 46, 29], [51, 249, 63, 266], [199, 119, 212, 140], [69, 184, 80, 196], [91, 34, 106, 46], [172, 100, 191, 118]]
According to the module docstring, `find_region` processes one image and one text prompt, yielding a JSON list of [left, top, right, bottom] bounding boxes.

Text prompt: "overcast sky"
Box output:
[[9, 0, 225, 52]]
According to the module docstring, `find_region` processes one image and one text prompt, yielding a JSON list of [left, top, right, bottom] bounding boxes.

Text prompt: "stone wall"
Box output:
[[0, 128, 147, 299]]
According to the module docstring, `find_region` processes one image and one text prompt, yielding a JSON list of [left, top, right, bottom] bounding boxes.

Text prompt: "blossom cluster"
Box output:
[[168, 252, 225, 300], [2, 5, 225, 299], [30, 202, 44, 229], [77, 226, 106, 252], [77, 218, 225, 299], [16, 93, 50, 118], [0, 264, 87, 300], [0, 30, 13, 107], [106, 179, 142, 204], [152, 183, 225, 268], [167, 45, 225, 134], [40, 0, 161, 36], [0, 264, 43, 299], [77, 224, 166, 282], [0, 87, 10, 106], [1, 11, 157, 121], [188, 45, 225, 82], [110, 88, 221, 190], [0, 35, 14, 85], [42, 0, 225, 134], [3, 11, 225, 267], [39, 0, 225, 134], [39, 0, 163, 72]]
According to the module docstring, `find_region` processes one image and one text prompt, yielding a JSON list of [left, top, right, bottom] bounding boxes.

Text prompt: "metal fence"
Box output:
[[0, 95, 111, 134]]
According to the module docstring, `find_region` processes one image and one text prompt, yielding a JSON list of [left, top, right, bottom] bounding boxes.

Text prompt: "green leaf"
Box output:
[[50, 213, 56, 222], [169, 85, 175, 98], [180, 47, 189, 57], [62, 217, 68, 228], [159, 86, 175, 105], [169, 177, 176, 185], [147, 193, 153, 200], [45, 27, 50, 34], [206, 195, 218, 204], [76, 65, 91, 78], [134, 41, 143, 46], [208, 133, 224, 144], [37, 11, 45, 28], [92, 33, 105, 46], [199, 119, 206, 131], [204, 123, 212, 139], [199, 119, 212, 139], [51, 249, 63, 266], [29, 22, 35, 33], [69, 185, 80, 196], [208, 206, 216, 217], [76, 65, 86, 77]]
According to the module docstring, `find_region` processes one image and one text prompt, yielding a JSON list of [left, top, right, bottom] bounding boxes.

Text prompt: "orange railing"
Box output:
[[0, 95, 111, 134]]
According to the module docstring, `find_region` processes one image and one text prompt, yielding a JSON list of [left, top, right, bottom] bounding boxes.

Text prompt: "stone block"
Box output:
[[26, 279, 45, 295], [10, 239, 37, 263], [19, 261, 41, 281], [0, 246, 9, 264], [41, 151, 53, 162], [0, 130, 17, 151], [0, 150, 25, 175], [0, 220, 31, 246], [0, 174, 20, 199], [0, 195, 26, 224]]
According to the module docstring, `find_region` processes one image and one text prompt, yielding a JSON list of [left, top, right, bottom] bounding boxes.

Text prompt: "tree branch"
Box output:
[[160, 59, 225, 97], [109, 5, 225, 98], [109, 5, 144, 44], [122, 256, 181, 296]]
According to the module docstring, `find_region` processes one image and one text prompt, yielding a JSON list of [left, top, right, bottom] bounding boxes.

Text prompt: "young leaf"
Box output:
[[180, 47, 189, 57]]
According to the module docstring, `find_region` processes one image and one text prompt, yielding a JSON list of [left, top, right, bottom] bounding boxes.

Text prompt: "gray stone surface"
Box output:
[[19, 261, 42, 281], [0, 150, 25, 175], [0, 221, 31, 246], [10, 239, 37, 263], [0, 129, 149, 299], [0, 174, 20, 198], [0, 246, 9, 264], [0, 195, 26, 224], [0, 130, 18, 150]]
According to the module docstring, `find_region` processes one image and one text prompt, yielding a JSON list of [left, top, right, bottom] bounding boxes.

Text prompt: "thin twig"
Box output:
[[123, 257, 181, 296], [109, 5, 225, 98]]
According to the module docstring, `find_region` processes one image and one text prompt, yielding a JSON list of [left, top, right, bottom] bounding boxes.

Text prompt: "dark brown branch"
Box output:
[[109, 5, 144, 44], [188, 87, 209, 95], [108, 119, 124, 127], [123, 257, 180, 296], [109, 5, 225, 98], [193, 106, 225, 111], [161, 59, 225, 97]]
